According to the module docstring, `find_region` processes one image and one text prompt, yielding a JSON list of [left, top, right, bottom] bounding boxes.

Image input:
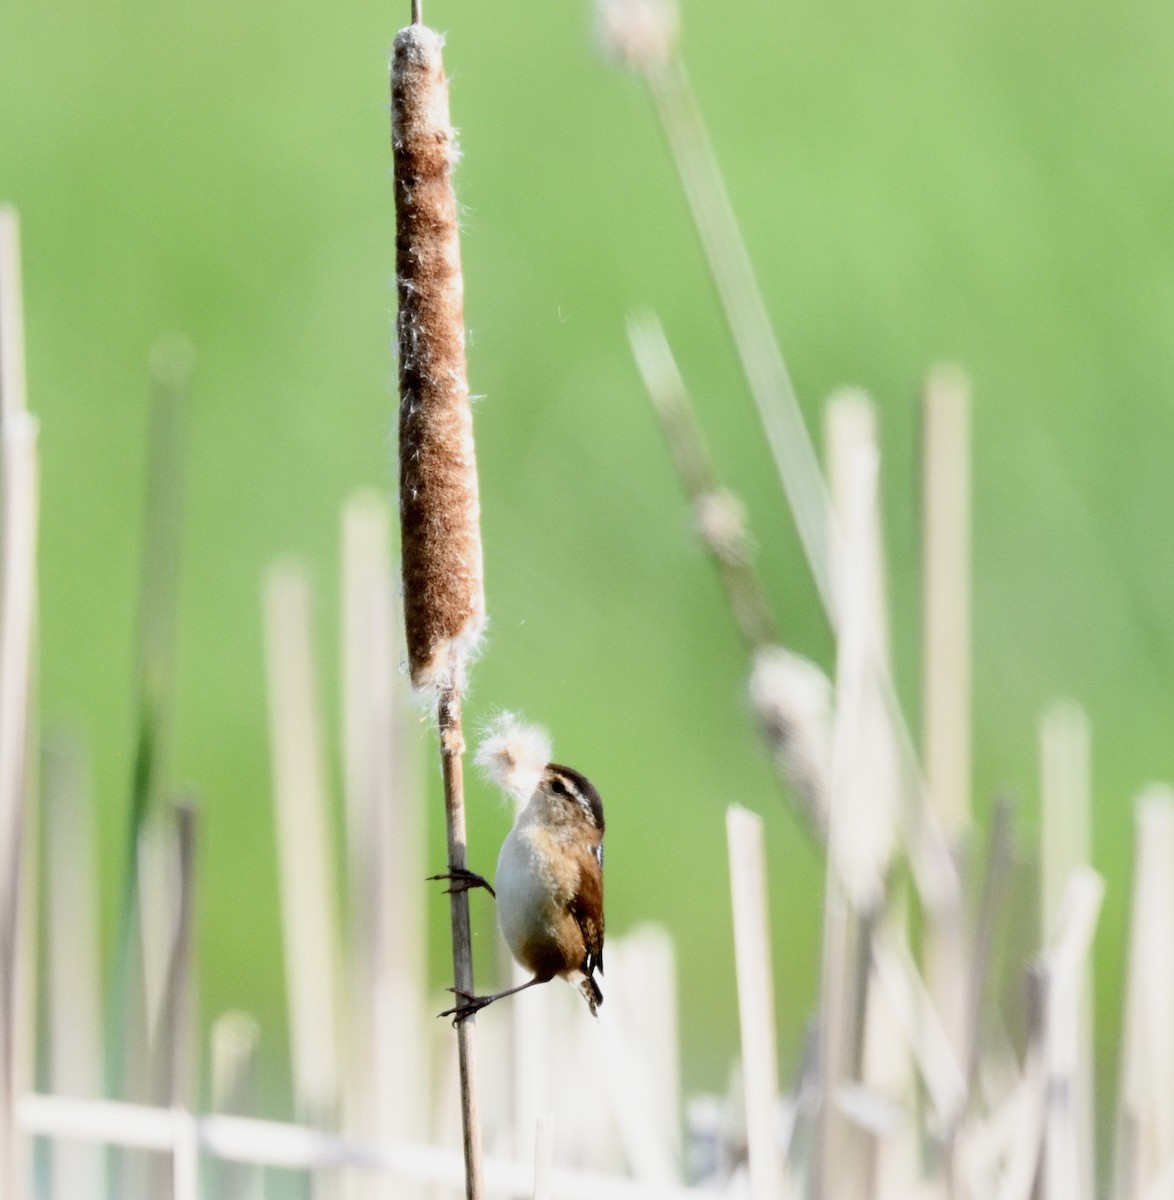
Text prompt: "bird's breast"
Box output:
[[495, 823, 580, 975]]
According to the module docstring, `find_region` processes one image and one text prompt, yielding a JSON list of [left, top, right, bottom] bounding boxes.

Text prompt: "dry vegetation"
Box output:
[[0, 3, 1167, 1199]]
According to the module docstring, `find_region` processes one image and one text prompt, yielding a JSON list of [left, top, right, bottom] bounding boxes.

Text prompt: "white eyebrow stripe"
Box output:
[[593, 843, 604, 868]]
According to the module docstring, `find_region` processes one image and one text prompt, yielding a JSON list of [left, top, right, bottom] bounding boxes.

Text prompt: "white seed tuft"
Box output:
[[475, 713, 552, 804]]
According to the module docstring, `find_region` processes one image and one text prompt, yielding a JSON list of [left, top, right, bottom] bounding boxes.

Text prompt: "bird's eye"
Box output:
[[549, 778, 567, 796]]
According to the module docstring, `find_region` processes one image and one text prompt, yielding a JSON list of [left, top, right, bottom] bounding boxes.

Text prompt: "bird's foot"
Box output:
[[427, 868, 496, 898], [439, 988, 495, 1025]]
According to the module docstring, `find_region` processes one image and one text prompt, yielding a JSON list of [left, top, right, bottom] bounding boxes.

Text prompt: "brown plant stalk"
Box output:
[[391, 18, 487, 1200]]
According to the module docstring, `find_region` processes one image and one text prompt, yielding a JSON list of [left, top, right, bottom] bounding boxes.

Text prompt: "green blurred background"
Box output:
[[3, 0, 1173, 1118]]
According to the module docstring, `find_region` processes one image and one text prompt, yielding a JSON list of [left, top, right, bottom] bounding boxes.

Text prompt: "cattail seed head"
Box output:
[[748, 645, 832, 832], [392, 25, 486, 693], [596, 0, 680, 70]]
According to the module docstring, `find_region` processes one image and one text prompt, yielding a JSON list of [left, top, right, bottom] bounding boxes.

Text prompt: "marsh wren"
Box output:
[[435, 751, 605, 1023]]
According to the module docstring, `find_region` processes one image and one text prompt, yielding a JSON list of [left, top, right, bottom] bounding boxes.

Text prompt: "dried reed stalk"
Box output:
[[532, 1114, 555, 1200], [1039, 702, 1093, 1200], [129, 799, 199, 1200], [0, 410, 38, 1198], [1040, 703, 1092, 944], [211, 1012, 263, 1200], [921, 365, 972, 840], [111, 338, 192, 1128], [44, 736, 104, 1199], [153, 801, 197, 1108], [1114, 790, 1174, 1199], [920, 366, 973, 1080], [0, 204, 35, 1200], [263, 563, 343, 1127], [20, 1091, 706, 1200], [173, 1111, 200, 1200], [628, 312, 831, 835], [628, 313, 774, 651], [596, 927, 682, 1184], [825, 392, 897, 910], [392, 18, 487, 1200], [341, 492, 427, 1200], [868, 928, 966, 1132], [0, 206, 27, 419], [962, 798, 1015, 1092], [606, 926, 681, 1179], [996, 965, 1050, 1200], [564, 988, 626, 1175], [858, 901, 919, 1200], [608, 1, 960, 919], [632, 43, 834, 614], [1039, 868, 1103, 1200], [157, 801, 199, 1200], [726, 807, 784, 1200], [814, 787, 862, 1200], [123, 338, 192, 853], [819, 395, 896, 1200], [137, 818, 178, 1057]]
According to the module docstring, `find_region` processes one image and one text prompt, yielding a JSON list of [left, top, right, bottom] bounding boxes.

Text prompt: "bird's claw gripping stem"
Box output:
[[427, 867, 496, 897], [439, 988, 493, 1025]]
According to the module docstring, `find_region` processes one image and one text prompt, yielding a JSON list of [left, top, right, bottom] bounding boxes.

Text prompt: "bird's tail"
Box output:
[[578, 972, 603, 1017]]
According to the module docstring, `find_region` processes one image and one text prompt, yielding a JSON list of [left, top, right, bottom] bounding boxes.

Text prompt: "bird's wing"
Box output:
[[570, 839, 605, 978]]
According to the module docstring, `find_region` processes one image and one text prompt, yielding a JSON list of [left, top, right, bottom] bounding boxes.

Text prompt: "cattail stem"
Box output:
[[437, 685, 485, 1200], [392, 21, 487, 1200]]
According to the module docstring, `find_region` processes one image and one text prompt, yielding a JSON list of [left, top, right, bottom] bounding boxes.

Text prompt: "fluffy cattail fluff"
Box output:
[[392, 25, 486, 693], [596, 0, 680, 70], [474, 713, 552, 806], [748, 645, 832, 833]]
